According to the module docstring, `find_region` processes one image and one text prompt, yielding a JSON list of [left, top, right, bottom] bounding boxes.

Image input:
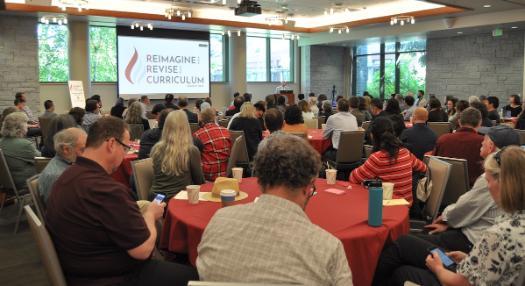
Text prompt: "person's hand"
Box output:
[[425, 252, 445, 274], [146, 201, 166, 220], [432, 215, 444, 224], [446, 251, 468, 264], [424, 222, 449, 234]]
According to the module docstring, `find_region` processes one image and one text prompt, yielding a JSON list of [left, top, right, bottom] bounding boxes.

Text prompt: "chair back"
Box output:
[[423, 157, 452, 221], [516, 129, 525, 145], [218, 118, 229, 128], [317, 116, 326, 128], [427, 122, 452, 138], [24, 205, 67, 286], [304, 118, 317, 129], [226, 135, 249, 177], [35, 156, 52, 173], [128, 124, 144, 141], [190, 123, 200, 133], [0, 148, 19, 196], [131, 158, 154, 201], [26, 174, 45, 222], [38, 116, 53, 143], [336, 130, 365, 163], [364, 144, 374, 158], [430, 156, 469, 207], [229, 130, 244, 144], [362, 121, 371, 132], [148, 119, 158, 129], [289, 132, 307, 139]]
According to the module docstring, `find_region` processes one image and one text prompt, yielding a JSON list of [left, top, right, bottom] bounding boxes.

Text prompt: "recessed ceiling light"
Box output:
[[483, 4, 491, 8], [511, 26, 519, 29], [457, 31, 463, 34]]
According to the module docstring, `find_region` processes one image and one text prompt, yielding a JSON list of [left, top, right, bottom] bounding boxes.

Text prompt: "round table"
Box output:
[[160, 178, 409, 286], [307, 128, 332, 154]]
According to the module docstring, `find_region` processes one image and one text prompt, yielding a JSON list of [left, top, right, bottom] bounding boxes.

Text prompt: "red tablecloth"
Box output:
[[111, 153, 138, 187], [160, 178, 409, 286], [307, 128, 332, 154]]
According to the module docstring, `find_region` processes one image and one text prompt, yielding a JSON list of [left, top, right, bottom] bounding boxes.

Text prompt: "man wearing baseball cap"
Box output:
[[423, 125, 521, 252]]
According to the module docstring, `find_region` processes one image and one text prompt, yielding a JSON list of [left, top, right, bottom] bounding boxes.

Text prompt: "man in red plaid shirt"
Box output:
[[194, 108, 232, 181]]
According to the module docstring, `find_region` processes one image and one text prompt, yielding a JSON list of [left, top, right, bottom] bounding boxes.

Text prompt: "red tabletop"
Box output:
[[263, 129, 332, 154], [160, 177, 409, 286]]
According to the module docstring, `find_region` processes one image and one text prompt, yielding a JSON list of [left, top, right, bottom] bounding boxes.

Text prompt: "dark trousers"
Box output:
[[121, 260, 199, 286], [372, 235, 441, 286], [414, 228, 473, 253], [26, 127, 42, 137]]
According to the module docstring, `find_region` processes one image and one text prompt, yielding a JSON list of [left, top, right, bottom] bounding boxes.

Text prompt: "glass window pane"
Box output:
[[385, 41, 396, 53], [89, 26, 117, 82], [398, 52, 426, 95], [210, 34, 225, 82], [270, 38, 291, 82], [356, 42, 380, 55], [246, 37, 267, 82], [38, 24, 69, 82], [384, 53, 396, 97], [399, 39, 426, 52], [355, 55, 380, 97]]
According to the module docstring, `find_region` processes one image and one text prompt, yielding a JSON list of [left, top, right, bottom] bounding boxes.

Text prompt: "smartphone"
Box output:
[[152, 194, 166, 205], [430, 248, 456, 269]]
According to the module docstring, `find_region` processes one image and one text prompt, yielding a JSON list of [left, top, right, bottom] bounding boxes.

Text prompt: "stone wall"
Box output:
[[426, 31, 524, 101], [303, 45, 347, 98], [0, 16, 40, 112]]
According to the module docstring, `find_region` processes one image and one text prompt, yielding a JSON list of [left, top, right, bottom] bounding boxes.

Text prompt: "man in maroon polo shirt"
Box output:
[[46, 116, 197, 286], [434, 107, 484, 186]]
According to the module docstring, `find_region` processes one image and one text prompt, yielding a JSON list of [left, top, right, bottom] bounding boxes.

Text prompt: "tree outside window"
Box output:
[[89, 26, 117, 82], [38, 24, 69, 82]]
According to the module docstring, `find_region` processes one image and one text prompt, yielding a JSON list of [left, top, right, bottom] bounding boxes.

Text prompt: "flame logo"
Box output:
[[125, 48, 139, 84]]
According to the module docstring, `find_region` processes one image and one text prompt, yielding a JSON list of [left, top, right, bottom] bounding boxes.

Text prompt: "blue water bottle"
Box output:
[[368, 179, 383, 227]]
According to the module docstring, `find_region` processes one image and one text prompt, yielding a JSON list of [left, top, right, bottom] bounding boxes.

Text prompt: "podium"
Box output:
[[279, 90, 295, 105]]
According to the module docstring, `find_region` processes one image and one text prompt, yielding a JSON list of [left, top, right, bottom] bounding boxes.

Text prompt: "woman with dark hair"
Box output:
[[503, 94, 522, 117], [427, 97, 448, 122], [41, 114, 77, 158], [470, 101, 493, 127], [282, 104, 307, 134], [350, 117, 426, 204], [317, 94, 328, 111], [358, 96, 373, 122], [68, 107, 85, 128], [319, 100, 334, 118], [450, 100, 469, 130], [81, 99, 102, 132], [446, 97, 458, 118], [110, 98, 126, 118], [378, 98, 406, 137]]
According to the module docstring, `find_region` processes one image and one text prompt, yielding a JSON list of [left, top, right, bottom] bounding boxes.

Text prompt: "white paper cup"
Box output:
[[232, 167, 243, 183], [321, 124, 327, 130], [382, 182, 394, 200], [186, 185, 200, 205], [326, 169, 337, 185]]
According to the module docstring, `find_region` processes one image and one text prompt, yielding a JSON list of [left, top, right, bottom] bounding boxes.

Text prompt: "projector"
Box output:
[[234, 0, 261, 17]]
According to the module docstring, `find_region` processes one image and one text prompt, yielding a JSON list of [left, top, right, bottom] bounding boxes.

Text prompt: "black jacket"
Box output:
[[400, 123, 437, 160], [229, 117, 263, 161]]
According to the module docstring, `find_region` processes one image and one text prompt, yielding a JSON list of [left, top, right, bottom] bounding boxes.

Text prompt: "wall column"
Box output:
[[229, 33, 246, 98], [68, 21, 90, 99]]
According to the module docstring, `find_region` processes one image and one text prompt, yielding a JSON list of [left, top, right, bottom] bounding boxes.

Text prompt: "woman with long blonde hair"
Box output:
[[125, 101, 150, 131], [150, 110, 204, 198], [229, 102, 263, 160]]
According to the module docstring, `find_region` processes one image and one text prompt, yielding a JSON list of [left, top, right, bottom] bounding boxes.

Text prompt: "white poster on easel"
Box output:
[[68, 80, 85, 108]]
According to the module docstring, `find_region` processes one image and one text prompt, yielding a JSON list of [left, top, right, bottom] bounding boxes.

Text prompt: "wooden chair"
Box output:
[[26, 174, 45, 223], [410, 157, 452, 231], [0, 148, 32, 233], [427, 122, 452, 138], [229, 130, 244, 144], [131, 158, 154, 201], [128, 124, 144, 141], [24, 206, 67, 286]]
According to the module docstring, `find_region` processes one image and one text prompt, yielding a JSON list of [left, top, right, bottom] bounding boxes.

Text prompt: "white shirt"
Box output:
[[302, 111, 315, 121], [323, 112, 358, 149], [197, 194, 353, 286]]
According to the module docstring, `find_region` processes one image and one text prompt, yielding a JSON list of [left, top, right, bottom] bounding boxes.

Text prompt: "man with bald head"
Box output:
[[400, 107, 437, 160]]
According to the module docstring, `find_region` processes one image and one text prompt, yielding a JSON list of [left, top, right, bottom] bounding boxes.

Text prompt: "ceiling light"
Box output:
[[131, 22, 153, 32], [40, 14, 68, 26], [55, 0, 89, 12], [483, 4, 491, 8], [390, 16, 415, 26], [222, 29, 242, 37], [511, 26, 518, 29], [457, 31, 463, 34], [165, 6, 192, 21], [329, 26, 350, 34]]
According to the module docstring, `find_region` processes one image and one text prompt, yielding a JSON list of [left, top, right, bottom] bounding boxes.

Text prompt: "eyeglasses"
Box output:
[[309, 183, 317, 198], [114, 137, 131, 152], [494, 147, 507, 166]]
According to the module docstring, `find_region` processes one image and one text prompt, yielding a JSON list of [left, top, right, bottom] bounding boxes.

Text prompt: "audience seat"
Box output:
[[128, 124, 145, 141], [329, 130, 365, 179], [516, 129, 525, 145], [131, 158, 154, 201], [24, 205, 67, 286], [26, 174, 45, 223], [427, 122, 452, 138], [226, 135, 250, 177], [426, 155, 469, 208], [35, 157, 51, 173]]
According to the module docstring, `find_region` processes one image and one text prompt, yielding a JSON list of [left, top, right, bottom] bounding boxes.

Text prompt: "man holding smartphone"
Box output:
[[46, 117, 197, 286]]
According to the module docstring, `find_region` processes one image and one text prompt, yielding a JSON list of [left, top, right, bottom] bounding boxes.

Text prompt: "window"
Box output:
[[270, 38, 291, 82], [38, 24, 69, 82], [210, 33, 226, 82], [246, 36, 293, 82], [353, 39, 426, 99], [89, 26, 117, 82], [246, 37, 268, 82]]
